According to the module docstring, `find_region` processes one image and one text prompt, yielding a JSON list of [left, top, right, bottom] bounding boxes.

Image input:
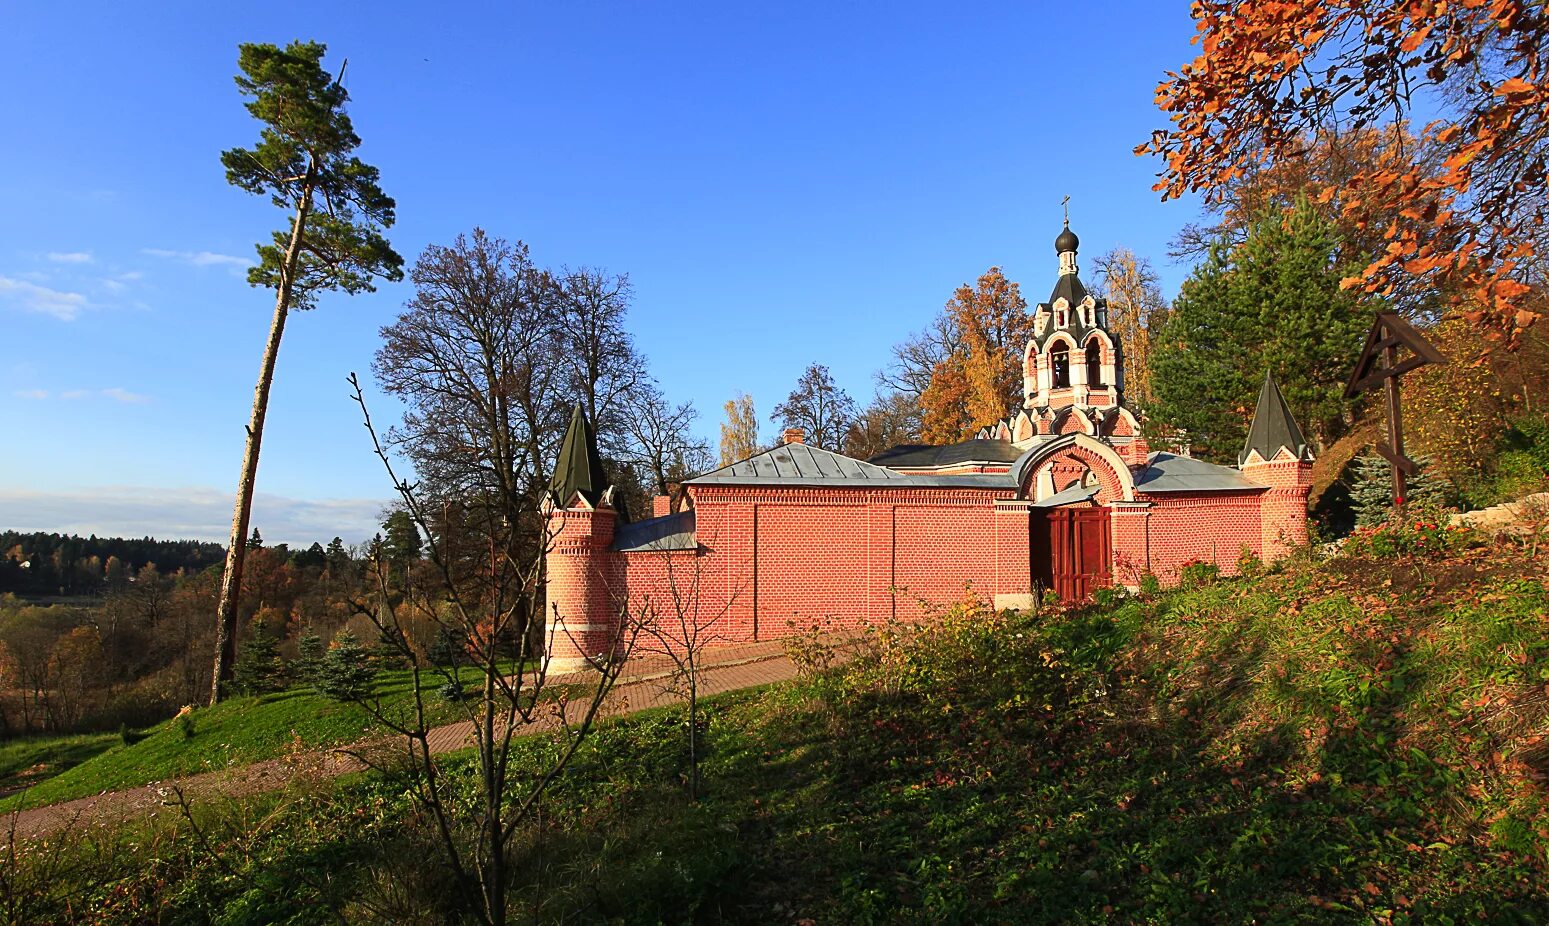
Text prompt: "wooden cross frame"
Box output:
[[1344, 311, 1447, 506]]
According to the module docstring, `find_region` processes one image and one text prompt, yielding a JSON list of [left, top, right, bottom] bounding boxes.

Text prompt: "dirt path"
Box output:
[[5, 641, 802, 844]]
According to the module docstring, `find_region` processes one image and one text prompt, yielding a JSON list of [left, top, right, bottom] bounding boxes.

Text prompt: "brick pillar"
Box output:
[[1108, 500, 1152, 589], [993, 500, 1034, 610], [866, 498, 896, 621], [544, 504, 621, 673], [651, 495, 672, 518], [1240, 458, 1312, 562]]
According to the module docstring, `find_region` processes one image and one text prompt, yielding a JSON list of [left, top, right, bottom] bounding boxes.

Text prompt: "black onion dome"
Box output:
[[1055, 223, 1080, 254]]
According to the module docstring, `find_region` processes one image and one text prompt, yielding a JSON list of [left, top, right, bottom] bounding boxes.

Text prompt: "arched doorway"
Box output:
[[1012, 435, 1134, 603]]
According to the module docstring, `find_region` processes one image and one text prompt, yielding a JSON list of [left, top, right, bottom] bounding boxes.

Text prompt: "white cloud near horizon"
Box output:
[[46, 251, 93, 264], [0, 275, 89, 321], [0, 486, 391, 547], [18, 387, 152, 403], [142, 248, 253, 272]]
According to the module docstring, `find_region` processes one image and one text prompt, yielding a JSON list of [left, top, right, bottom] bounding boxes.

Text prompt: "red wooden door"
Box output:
[[1035, 507, 1111, 602]]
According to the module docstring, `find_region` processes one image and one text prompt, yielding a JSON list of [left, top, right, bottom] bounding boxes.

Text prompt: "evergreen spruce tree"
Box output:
[[369, 625, 412, 671], [1352, 453, 1455, 527], [427, 626, 467, 668], [317, 631, 375, 701], [296, 630, 325, 686], [232, 624, 287, 695], [1352, 454, 1396, 527], [1407, 454, 1456, 509]]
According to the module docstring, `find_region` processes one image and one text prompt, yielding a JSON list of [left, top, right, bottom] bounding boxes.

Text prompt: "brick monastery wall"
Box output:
[[1138, 492, 1265, 581], [548, 469, 1308, 665]]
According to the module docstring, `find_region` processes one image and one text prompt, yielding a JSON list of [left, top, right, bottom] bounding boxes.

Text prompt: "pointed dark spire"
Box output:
[[553, 404, 611, 508], [1241, 371, 1311, 466]]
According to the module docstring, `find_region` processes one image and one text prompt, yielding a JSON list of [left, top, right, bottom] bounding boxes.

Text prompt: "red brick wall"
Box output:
[[547, 471, 1308, 656], [1138, 491, 1265, 583], [893, 499, 999, 618]]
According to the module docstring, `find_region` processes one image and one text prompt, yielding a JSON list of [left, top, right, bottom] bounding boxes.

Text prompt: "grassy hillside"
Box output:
[[0, 665, 502, 811], [16, 532, 1549, 924]]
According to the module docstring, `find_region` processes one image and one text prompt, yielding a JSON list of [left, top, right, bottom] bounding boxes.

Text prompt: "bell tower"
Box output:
[[1024, 220, 1123, 412]]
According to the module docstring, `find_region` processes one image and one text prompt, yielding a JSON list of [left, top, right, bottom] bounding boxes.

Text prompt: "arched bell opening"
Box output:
[[1051, 345, 1070, 389]]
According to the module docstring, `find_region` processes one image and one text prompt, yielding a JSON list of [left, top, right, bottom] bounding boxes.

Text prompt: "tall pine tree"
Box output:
[[1147, 198, 1367, 462]]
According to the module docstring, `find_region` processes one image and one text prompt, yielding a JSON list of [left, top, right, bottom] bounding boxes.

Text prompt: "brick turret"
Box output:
[[1238, 372, 1313, 560], [544, 406, 623, 673]]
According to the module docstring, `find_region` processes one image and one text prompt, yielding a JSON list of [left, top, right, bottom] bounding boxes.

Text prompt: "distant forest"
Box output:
[[0, 531, 226, 597]]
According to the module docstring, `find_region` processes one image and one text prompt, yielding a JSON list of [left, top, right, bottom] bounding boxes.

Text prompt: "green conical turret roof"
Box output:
[[1240, 371, 1311, 466], [552, 404, 610, 508]]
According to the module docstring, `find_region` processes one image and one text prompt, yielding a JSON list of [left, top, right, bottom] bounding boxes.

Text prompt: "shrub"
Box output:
[[1092, 584, 1127, 608], [1179, 560, 1220, 588], [176, 705, 196, 739], [1138, 572, 1162, 599], [437, 681, 464, 703], [1236, 546, 1265, 578], [1342, 505, 1473, 559], [316, 631, 376, 702]]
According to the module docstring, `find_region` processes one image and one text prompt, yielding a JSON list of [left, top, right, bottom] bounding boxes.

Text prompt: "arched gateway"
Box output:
[[542, 221, 1314, 672]]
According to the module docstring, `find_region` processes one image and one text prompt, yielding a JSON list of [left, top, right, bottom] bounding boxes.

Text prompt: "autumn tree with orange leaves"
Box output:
[[918, 267, 1034, 443], [1142, 0, 1549, 340]]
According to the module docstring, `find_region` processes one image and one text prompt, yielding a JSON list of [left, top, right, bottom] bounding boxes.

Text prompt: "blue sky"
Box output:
[[0, 1, 1208, 545]]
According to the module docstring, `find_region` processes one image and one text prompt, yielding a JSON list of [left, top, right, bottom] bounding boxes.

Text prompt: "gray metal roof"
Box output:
[[1135, 452, 1265, 493], [688, 443, 1015, 489], [612, 509, 698, 553], [869, 439, 1022, 469]]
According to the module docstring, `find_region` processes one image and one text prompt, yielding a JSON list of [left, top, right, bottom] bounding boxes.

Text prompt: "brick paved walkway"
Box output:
[[5, 640, 801, 844]]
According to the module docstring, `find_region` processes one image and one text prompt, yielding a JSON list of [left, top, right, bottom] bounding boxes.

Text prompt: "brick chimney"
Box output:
[[783, 428, 806, 445]]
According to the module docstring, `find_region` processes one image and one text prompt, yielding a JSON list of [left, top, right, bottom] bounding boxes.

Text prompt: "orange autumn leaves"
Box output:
[[1141, 0, 1549, 341], [919, 268, 1034, 443]]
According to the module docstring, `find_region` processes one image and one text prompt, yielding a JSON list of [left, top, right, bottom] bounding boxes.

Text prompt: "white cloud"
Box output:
[[101, 387, 150, 404], [38, 387, 152, 403], [142, 248, 253, 271], [46, 251, 93, 264], [101, 271, 141, 294], [0, 486, 389, 546], [0, 275, 89, 321]]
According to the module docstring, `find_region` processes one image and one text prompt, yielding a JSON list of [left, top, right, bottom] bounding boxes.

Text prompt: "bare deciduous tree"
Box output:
[[620, 380, 713, 498], [771, 363, 857, 451]]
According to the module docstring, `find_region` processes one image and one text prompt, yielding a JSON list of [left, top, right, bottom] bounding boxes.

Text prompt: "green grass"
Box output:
[[0, 732, 119, 796], [0, 664, 512, 811], [17, 544, 1549, 924]]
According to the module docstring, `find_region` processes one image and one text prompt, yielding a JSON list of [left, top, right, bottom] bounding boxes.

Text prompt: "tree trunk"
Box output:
[[209, 181, 314, 705]]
